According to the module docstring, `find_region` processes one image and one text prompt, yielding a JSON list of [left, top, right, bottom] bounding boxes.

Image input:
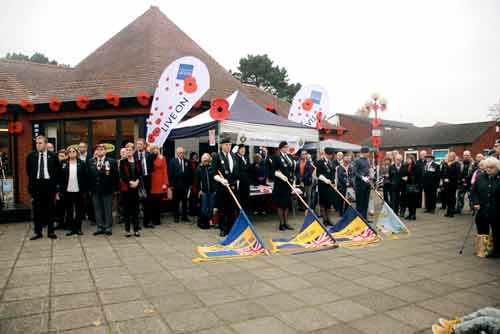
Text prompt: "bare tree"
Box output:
[[488, 98, 500, 121]]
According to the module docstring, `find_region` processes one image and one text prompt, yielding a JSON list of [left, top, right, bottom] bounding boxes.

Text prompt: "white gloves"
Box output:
[[275, 171, 288, 182], [362, 176, 370, 183], [214, 175, 229, 186], [318, 175, 332, 185], [292, 188, 303, 195]]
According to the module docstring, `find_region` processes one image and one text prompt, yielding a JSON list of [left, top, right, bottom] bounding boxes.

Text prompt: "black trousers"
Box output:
[[83, 191, 95, 222], [445, 184, 457, 215], [337, 187, 348, 216], [54, 195, 68, 228], [424, 186, 437, 211], [416, 189, 423, 208], [173, 188, 188, 219], [216, 187, 238, 234], [406, 191, 417, 217], [123, 190, 140, 232], [355, 185, 370, 219], [383, 184, 391, 205], [65, 191, 84, 232], [150, 194, 163, 225], [390, 189, 402, 214], [31, 180, 55, 236]]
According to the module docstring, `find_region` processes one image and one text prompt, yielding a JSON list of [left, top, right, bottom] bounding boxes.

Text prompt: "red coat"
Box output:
[[150, 155, 169, 194]]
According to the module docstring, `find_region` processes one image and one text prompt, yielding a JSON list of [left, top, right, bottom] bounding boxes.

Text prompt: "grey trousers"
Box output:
[[455, 307, 500, 334], [92, 193, 113, 232]]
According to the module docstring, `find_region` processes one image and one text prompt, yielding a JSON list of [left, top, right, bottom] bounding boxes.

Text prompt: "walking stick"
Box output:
[[458, 210, 476, 255], [217, 171, 270, 256]]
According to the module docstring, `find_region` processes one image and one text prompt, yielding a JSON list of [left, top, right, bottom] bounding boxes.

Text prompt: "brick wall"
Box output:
[[332, 115, 372, 144]]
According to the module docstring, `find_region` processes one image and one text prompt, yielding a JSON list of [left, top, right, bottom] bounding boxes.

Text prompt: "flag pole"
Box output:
[[328, 183, 353, 207], [217, 170, 242, 210], [283, 177, 310, 210]]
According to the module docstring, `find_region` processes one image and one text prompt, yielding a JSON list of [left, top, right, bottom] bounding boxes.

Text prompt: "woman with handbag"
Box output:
[[149, 144, 170, 226], [405, 155, 418, 220], [120, 143, 142, 237]]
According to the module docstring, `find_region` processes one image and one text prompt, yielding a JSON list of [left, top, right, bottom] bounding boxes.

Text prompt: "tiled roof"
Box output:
[[336, 113, 415, 129]]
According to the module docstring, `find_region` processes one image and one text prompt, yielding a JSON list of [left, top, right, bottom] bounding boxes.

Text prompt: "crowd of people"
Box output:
[[25, 135, 499, 258]]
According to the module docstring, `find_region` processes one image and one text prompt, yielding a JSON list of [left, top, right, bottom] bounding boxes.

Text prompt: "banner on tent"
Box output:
[[147, 56, 210, 146], [236, 133, 305, 149], [288, 85, 330, 127], [328, 208, 381, 248], [269, 210, 336, 253], [193, 211, 267, 262], [374, 202, 410, 238]]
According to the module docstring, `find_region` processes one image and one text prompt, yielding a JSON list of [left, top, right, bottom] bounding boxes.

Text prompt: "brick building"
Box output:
[[324, 113, 414, 144], [0, 6, 289, 208], [374, 121, 499, 161]]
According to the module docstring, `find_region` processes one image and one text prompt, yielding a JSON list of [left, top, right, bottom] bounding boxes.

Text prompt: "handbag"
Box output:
[[138, 181, 148, 200]]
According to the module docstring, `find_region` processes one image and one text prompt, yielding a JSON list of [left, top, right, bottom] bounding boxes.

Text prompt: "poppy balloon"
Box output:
[[0, 99, 8, 114], [7, 121, 23, 134], [76, 96, 90, 110], [193, 99, 202, 109], [377, 151, 385, 161], [20, 100, 35, 113], [183, 76, 198, 94], [49, 98, 62, 112], [372, 117, 381, 128], [106, 92, 120, 107], [137, 91, 151, 107], [147, 133, 156, 143], [371, 103, 380, 112], [302, 98, 314, 111], [372, 136, 381, 148], [210, 98, 230, 121]]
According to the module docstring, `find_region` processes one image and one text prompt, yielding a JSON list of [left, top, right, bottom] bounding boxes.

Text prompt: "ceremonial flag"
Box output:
[[288, 85, 330, 128], [146, 56, 210, 146], [328, 207, 381, 248], [193, 210, 267, 262], [269, 209, 336, 253], [374, 202, 410, 239]]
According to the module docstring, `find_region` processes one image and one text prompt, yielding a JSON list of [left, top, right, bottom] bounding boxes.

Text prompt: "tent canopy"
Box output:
[[170, 91, 318, 147], [303, 139, 366, 152]]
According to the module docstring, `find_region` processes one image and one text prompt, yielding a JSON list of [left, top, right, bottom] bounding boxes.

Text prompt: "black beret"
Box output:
[[361, 146, 370, 153], [324, 147, 335, 155], [278, 141, 288, 149]]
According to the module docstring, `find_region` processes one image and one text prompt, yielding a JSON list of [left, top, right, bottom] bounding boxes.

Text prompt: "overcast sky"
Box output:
[[1, 0, 499, 126]]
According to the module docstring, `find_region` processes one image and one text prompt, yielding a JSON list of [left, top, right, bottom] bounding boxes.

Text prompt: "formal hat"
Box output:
[[220, 135, 232, 144], [278, 141, 288, 149], [324, 147, 335, 155], [361, 146, 370, 153]]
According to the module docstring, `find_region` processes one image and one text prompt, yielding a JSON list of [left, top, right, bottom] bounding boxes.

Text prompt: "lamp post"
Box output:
[[368, 92, 388, 184]]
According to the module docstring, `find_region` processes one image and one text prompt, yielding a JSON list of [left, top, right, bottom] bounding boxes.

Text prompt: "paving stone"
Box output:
[[170, 267, 210, 280], [2, 284, 50, 301], [104, 300, 155, 322], [233, 281, 278, 298], [0, 298, 49, 319], [324, 280, 373, 298], [384, 285, 435, 303], [212, 300, 268, 323], [267, 276, 312, 291], [385, 304, 442, 330], [182, 275, 227, 291], [164, 307, 221, 332], [142, 281, 186, 297], [354, 275, 400, 290], [418, 297, 476, 318], [349, 313, 417, 334], [151, 292, 203, 313], [277, 307, 338, 332], [217, 271, 260, 286], [50, 306, 104, 332], [291, 287, 341, 305], [196, 287, 245, 306], [355, 291, 408, 312], [442, 290, 498, 308], [320, 300, 374, 322], [231, 316, 298, 334], [110, 316, 170, 334], [253, 293, 305, 313], [55, 326, 109, 334], [252, 267, 290, 280], [52, 280, 96, 296], [310, 323, 364, 334], [51, 292, 99, 311], [98, 286, 143, 304], [0, 313, 48, 334]]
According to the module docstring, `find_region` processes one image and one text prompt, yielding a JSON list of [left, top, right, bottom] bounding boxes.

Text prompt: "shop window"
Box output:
[[92, 119, 117, 156], [65, 120, 89, 148]]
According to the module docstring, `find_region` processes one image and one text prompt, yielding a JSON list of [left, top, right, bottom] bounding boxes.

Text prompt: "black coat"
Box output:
[[415, 159, 425, 187], [442, 161, 461, 187], [59, 159, 88, 193], [236, 154, 251, 188], [168, 158, 192, 192], [134, 150, 153, 193], [119, 158, 142, 192], [316, 158, 335, 200], [87, 157, 119, 195], [471, 172, 500, 223], [195, 165, 214, 194], [422, 160, 440, 189], [26, 150, 60, 195], [211, 152, 239, 190], [271, 152, 295, 208], [389, 164, 408, 192], [336, 164, 354, 191]]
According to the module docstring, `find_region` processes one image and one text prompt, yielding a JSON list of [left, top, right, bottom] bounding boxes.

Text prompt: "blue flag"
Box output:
[[327, 207, 381, 248], [374, 202, 410, 238]]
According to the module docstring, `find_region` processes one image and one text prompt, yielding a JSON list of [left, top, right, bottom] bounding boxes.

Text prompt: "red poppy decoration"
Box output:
[[193, 99, 202, 109], [0, 99, 8, 114], [337, 128, 344, 136], [371, 103, 380, 112], [210, 98, 230, 121], [7, 121, 23, 135], [372, 136, 381, 148], [137, 91, 151, 107], [302, 98, 314, 111], [377, 151, 385, 160], [106, 92, 120, 107], [316, 112, 323, 130], [147, 134, 156, 143], [20, 100, 35, 113], [289, 147, 296, 155], [372, 117, 381, 128], [265, 104, 275, 112], [49, 98, 62, 112], [76, 96, 90, 110], [183, 76, 198, 94], [325, 128, 331, 134]]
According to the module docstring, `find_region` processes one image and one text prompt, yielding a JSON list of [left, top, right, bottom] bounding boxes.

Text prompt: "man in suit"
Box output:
[[389, 154, 408, 215], [26, 135, 60, 240], [169, 147, 192, 223], [415, 150, 427, 209], [316, 148, 336, 226], [212, 136, 239, 236], [134, 138, 154, 228], [79, 141, 95, 225], [88, 144, 119, 235], [353, 146, 372, 219], [422, 153, 440, 213]]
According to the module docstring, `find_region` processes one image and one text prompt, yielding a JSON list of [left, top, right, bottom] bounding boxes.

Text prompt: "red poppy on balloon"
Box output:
[[337, 128, 344, 136], [20, 100, 35, 113], [193, 99, 202, 109], [371, 103, 380, 112], [106, 92, 120, 107], [136, 91, 151, 107], [265, 104, 275, 112], [302, 98, 314, 111], [0, 99, 8, 114], [7, 121, 23, 134], [76, 96, 90, 110], [372, 117, 381, 128], [324, 128, 331, 135], [183, 76, 198, 94], [316, 112, 323, 130], [49, 98, 62, 112], [210, 98, 230, 121], [372, 136, 381, 148]]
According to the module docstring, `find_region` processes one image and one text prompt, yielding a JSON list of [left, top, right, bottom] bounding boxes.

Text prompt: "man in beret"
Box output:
[[353, 146, 371, 219], [316, 147, 336, 226]]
